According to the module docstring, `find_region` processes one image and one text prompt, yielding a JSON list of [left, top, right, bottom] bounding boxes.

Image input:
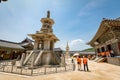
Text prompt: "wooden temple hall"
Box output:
[[88, 17, 120, 65], [0, 38, 34, 60]]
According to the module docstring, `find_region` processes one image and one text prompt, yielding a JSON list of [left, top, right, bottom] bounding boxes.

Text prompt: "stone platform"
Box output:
[[107, 56, 120, 66]]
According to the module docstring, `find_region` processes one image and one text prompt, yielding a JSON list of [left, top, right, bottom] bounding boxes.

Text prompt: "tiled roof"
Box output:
[[0, 39, 24, 49], [88, 17, 120, 46], [53, 48, 63, 51], [20, 37, 34, 43]]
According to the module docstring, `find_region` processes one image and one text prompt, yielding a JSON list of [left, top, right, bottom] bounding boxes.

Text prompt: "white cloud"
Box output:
[[60, 44, 66, 49], [70, 39, 84, 46], [69, 39, 90, 51], [55, 39, 91, 51]]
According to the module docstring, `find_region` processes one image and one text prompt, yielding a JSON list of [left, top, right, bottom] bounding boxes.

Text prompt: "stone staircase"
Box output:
[[94, 57, 107, 62]]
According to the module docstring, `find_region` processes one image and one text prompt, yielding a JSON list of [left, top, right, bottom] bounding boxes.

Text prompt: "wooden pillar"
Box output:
[[2, 50, 4, 60], [118, 42, 120, 55]]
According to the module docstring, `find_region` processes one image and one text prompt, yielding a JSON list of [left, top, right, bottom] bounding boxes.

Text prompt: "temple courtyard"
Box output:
[[0, 61, 120, 80]]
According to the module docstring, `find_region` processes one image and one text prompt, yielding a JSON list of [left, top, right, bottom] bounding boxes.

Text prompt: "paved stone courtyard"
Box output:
[[0, 61, 120, 80]]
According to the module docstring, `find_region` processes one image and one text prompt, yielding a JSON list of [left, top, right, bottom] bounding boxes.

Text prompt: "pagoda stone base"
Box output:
[[21, 50, 60, 66], [35, 50, 60, 65]]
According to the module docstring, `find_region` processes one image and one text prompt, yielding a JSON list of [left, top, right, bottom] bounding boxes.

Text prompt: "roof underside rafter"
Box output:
[[88, 18, 120, 46]]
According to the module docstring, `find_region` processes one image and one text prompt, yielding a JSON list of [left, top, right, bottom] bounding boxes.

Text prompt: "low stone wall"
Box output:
[[107, 57, 120, 66], [0, 60, 74, 76]]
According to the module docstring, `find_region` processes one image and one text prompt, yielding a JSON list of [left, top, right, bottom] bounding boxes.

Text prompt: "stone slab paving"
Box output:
[[0, 61, 120, 80]]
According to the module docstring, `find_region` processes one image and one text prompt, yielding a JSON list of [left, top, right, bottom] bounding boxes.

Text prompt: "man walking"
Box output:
[[83, 56, 89, 71]]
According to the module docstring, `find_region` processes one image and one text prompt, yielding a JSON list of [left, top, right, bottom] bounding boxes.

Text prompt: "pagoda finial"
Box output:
[[66, 41, 69, 51], [47, 10, 50, 18]]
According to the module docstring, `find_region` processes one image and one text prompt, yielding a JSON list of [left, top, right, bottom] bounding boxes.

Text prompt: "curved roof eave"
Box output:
[[88, 20, 108, 45]]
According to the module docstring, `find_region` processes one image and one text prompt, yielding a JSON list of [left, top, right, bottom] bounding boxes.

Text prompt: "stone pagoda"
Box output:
[[29, 11, 59, 51], [21, 11, 60, 66], [66, 42, 70, 59]]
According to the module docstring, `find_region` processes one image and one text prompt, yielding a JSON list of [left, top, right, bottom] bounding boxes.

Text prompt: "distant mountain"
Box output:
[[81, 48, 95, 52]]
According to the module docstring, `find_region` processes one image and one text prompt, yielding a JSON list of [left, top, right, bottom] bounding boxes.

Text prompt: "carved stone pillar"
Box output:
[[34, 40, 39, 50], [44, 40, 50, 50], [50, 40, 54, 50]]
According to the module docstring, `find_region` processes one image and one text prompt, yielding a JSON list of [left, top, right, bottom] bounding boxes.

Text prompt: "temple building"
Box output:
[[19, 37, 34, 50], [88, 17, 120, 65], [0, 37, 34, 60], [0, 39, 24, 60]]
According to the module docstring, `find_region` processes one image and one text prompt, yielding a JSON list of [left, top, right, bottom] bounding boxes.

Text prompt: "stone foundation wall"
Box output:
[[107, 57, 120, 66], [111, 42, 120, 56]]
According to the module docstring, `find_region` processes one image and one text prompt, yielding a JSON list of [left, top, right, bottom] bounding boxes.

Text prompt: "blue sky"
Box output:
[[0, 0, 120, 51]]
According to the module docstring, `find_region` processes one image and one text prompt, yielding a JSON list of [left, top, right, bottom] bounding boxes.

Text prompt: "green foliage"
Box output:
[[82, 48, 94, 52]]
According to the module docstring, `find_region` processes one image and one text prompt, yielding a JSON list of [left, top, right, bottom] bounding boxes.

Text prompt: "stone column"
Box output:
[[50, 40, 54, 50], [41, 40, 44, 50], [48, 40, 50, 50], [44, 40, 47, 50], [38, 40, 44, 50], [20, 53, 25, 66], [45, 53, 51, 65], [44, 40, 50, 50], [31, 53, 35, 67], [34, 40, 39, 50], [52, 40, 54, 50]]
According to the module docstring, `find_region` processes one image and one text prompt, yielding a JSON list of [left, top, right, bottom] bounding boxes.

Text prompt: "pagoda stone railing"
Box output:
[[0, 60, 74, 76]]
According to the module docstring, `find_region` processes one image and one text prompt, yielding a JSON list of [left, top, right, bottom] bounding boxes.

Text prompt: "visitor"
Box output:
[[71, 57, 74, 63], [77, 56, 82, 71], [110, 50, 114, 57], [106, 50, 111, 57], [83, 56, 89, 71], [88, 55, 91, 60], [71, 57, 75, 71]]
